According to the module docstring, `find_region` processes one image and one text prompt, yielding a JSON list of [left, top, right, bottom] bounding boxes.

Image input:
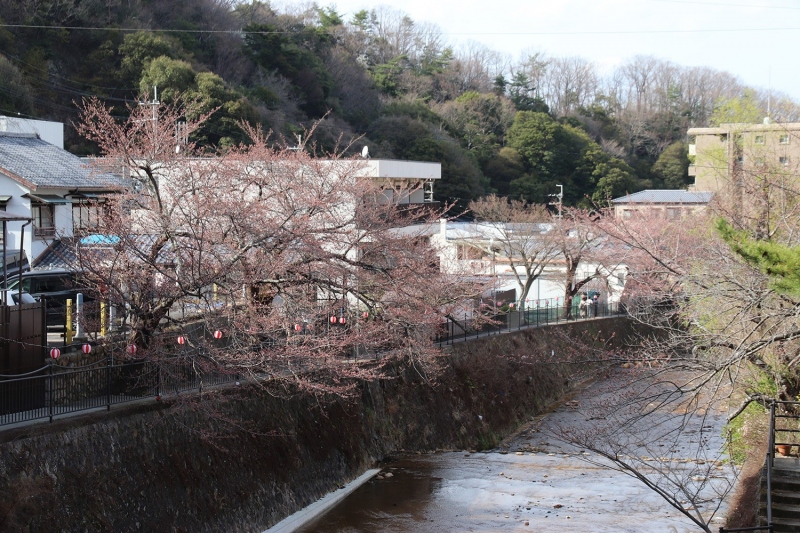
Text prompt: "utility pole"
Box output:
[[548, 184, 563, 218], [139, 86, 160, 133]]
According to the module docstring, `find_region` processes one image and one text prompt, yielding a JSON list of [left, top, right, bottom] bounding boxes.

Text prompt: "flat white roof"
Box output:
[[357, 159, 441, 180]]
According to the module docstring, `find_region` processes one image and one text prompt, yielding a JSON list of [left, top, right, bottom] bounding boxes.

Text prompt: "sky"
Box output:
[[307, 0, 800, 100]]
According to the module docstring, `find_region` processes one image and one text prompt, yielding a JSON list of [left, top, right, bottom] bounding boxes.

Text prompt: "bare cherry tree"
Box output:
[[469, 195, 557, 312], [75, 96, 484, 396]]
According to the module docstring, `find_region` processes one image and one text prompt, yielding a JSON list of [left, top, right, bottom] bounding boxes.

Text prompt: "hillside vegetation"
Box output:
[[0, 0, 795, 205]]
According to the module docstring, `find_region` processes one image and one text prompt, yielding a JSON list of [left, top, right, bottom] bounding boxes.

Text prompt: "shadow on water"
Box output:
[[297, 457, 453, 533]]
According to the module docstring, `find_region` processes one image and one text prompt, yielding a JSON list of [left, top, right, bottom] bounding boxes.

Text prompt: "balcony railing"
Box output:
[[33, 226, 56, 239]]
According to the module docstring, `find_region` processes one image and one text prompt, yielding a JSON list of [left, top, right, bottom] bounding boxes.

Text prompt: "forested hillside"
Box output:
[[0, 0, 796, 205]]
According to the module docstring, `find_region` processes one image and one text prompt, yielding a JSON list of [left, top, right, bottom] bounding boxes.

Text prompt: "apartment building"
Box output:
[[688, 120, 800, 192]]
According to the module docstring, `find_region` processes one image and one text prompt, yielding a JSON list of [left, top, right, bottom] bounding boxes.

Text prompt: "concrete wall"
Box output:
[[0, 318, 644, 532]]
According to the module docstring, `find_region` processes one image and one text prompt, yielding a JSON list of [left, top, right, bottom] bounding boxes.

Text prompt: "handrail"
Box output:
[[720, 401, 786, 533], [767, 401, 774, 532]]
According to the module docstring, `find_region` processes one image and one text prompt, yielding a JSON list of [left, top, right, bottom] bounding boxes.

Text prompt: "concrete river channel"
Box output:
[[294, 370, 738, 532]]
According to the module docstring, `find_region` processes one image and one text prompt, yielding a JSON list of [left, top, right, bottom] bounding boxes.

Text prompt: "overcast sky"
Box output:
[[309, 0, 800, 100]]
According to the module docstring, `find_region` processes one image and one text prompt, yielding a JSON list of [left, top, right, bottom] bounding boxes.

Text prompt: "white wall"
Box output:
[[0, 173, 32, 257], [0, 117, 64, 148]]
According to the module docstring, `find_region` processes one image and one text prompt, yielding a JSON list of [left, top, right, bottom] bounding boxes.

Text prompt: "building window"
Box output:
[[755, 135, 765, 145], [666, 207, 681, 220], [736, 155, 744, 165], [780, 134, 790, 144], [622, 209, 632, 219], [780, 156, 790, 166], [32, 203, 55, 239], [73, 202, 104, 234]]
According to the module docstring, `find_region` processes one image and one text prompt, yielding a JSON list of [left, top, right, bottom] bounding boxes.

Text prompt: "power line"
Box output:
[[2, 22, 800, 36], [648, 0, 800, 10]]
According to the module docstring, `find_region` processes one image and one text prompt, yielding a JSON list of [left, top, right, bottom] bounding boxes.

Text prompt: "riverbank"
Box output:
[[0, 317, 639, 532]]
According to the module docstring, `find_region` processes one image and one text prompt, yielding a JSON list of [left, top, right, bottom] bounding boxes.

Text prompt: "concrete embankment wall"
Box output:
[[0, 318, 643, 532]]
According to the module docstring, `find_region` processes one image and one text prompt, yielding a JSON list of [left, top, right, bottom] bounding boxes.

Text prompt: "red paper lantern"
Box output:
[[213, 330, 223, 339], [330, 316, 337, 324], [126, 344, 137, 355], [362, 311, 369, 319], [82, 344, 92, 354], [338, 316, 346, 325], [294, 324, 302, 331], [50, 348, 61, 359], [177, 336, 186, 345]]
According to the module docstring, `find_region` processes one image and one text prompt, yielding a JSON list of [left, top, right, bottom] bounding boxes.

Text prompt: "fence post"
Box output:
[[106, 347, 112, 411], [48, 361, 54, 423], [65, 299, 73, 345]]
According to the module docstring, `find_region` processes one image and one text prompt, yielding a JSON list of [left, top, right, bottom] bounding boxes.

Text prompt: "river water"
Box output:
[[297, 370, 737, 533]]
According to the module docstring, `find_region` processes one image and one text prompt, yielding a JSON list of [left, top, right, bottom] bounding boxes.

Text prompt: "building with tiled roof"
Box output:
[[611, 189, 713, 220], [0, 127, 122, 263]]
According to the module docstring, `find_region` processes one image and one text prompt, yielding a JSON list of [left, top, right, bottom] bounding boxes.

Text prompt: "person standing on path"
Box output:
[[579, 293, 589, 318]]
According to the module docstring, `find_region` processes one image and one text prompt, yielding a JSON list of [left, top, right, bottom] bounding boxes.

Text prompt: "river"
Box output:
[[296, 369, 737, 533]]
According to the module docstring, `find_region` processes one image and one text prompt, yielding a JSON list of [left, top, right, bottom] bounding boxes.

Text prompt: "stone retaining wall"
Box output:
[[0, 317, 642, 532]]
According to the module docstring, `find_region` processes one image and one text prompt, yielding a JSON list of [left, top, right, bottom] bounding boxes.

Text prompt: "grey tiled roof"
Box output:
[[33, 234, 176, 269], [0, 132, 121, 189], [612, 190, 714, 204]]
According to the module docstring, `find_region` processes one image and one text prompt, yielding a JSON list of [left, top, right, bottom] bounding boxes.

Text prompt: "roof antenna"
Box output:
[[767, 65, 772, 123]]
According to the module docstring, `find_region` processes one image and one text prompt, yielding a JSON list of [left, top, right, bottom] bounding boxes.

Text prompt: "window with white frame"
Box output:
[[780, 134, 790, 144], [32, 203, 55, 238], [780, 156, 790, 166], [755, 135, 766, 145]]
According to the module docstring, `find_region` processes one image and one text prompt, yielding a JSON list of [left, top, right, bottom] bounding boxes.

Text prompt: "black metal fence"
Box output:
[[0, 355, 240, 427], [436, 301, 624, 345], [0, 300, 631, 428]]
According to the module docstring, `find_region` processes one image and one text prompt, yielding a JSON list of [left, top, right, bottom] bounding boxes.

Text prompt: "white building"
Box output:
[[0, 130, 121, 264], [423, 220, 626, 308], [0, 116, 64, 149]]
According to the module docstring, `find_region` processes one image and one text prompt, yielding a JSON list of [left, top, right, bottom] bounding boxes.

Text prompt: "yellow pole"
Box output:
[[100, 301, 107, 336], [213, 283, 218, 305], [66, 299, 73, 344]]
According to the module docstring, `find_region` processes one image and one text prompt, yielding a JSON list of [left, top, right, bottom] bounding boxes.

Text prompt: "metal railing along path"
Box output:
[[0, 355, 240, 427], [436, 301, 626, 346]]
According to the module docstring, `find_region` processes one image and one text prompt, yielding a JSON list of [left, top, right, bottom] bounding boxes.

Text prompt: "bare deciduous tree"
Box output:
[[75, 96, 484, 396], [469, 195, 557, 311]]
